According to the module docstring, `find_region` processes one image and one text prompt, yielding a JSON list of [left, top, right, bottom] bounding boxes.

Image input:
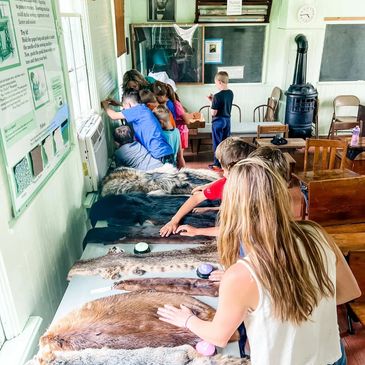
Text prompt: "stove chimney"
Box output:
[[285, 34, 318, 138]]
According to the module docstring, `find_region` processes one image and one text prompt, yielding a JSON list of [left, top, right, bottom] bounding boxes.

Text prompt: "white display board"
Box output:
[[0, 0, 70, 216]]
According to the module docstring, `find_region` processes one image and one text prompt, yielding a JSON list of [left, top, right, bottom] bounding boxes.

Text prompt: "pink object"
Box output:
[[195, 340, 216, 356], [350, 126, 360, 147]]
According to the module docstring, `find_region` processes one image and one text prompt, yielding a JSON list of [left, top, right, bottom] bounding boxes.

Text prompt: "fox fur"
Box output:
[[101, 167, 219, 196], [36, 291, 239, 364], [28, 345, 250, 365], [89, 193, 218, 228]]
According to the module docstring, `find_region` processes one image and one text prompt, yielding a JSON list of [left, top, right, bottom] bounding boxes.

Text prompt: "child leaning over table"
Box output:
[[153, 104, 181, 167], [208, 71, 234, 170], [159, 137, 255, 238], [177, 145, 291, 240], [101, 89, 174, 165]]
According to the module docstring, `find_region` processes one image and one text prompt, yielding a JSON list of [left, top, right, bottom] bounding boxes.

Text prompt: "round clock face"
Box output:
[[298, 6, 316, 23]]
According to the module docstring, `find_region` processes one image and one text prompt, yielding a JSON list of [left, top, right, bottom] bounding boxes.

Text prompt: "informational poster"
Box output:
[[218, 66, 245, 79], [0, 0, 70, 216], [204, 39, 223, 64], [227, 0, 242, 16]]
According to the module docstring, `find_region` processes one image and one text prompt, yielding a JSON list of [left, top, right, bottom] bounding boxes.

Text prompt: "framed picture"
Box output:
[[204, 38, 223, 64], [147, 0, 175, 22]]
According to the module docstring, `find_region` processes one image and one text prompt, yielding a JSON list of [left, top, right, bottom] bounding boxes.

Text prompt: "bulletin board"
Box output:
[[0, 0, 71, 216], [319, 24, 365, 82], [204, 25, 266, 84]]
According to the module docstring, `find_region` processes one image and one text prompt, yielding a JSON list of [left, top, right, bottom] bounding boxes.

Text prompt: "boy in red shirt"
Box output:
[[159, 137, 255, 237]]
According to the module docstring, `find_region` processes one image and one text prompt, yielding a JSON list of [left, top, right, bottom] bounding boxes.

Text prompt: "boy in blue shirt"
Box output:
[[102, 89, 174, 164], [207, 71, 234, 170], [153, 104, 181, 167]]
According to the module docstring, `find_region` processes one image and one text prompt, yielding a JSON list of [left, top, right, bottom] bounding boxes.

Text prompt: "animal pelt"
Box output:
[[68, 244, 219, 280], [101, 166, 219, 196], [113, 277, 219, 297], [36, 291, 239, 364], [89, 193, 219, 228], [27, 345, 250, 365], [83, 226, 214, 248]]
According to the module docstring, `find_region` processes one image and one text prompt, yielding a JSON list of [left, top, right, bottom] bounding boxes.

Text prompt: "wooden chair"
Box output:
[[328, 95, 360, 138], [303, 138, 348, 172], [253, 104, 275, 122], [189, 104, 242, 155], [299, 138, 348, 219], [256, 124, 288, 139], [347, 251, 365, 333]]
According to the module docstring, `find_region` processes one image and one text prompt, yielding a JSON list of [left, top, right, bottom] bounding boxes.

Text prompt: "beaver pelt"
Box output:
[[37, 291, 239, 364]]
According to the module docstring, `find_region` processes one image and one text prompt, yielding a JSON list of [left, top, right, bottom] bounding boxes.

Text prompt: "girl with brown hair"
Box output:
[[158, 157, 360, 364]]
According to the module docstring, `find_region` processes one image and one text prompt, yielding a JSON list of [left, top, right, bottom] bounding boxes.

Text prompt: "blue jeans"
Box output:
[[212, 117, 231, 167]]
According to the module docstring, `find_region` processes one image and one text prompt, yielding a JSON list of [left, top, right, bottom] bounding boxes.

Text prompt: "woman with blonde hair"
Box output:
[[158, 157, 360, 365]]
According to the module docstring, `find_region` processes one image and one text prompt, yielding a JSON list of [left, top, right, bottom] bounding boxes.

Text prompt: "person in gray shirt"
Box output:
[[114, 125, 163, 171]]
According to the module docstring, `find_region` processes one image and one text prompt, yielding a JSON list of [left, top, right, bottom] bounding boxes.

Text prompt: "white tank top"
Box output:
[[238, 233, 341, 365]]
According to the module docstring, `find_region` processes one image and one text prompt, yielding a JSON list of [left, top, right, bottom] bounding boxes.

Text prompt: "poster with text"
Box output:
[[204, 39, 223, 64], [0, 0, 70, 216]]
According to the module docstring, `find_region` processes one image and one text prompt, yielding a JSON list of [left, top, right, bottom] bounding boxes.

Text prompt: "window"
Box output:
[[0, 321, 5, 350], [61, 16, 91, 126]]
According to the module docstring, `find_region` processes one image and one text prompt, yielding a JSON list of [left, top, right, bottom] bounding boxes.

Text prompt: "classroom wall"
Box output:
[[0, 147, 86, 336], [125, 0, 365, 135]]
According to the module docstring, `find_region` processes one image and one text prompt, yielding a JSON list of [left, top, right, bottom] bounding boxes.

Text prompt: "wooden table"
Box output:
[[256, 137, 306, 150], [293, 168, 359, 185], [52, 243, 240, 357], [324, 223, 365, 254]]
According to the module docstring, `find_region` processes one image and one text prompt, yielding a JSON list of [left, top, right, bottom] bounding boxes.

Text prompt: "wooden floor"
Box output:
[[184, 147, 365, 365]]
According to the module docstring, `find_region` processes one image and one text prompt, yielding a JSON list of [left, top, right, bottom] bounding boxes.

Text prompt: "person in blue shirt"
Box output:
[[153, 104, 181, 167], [102, 89, 174, 164]]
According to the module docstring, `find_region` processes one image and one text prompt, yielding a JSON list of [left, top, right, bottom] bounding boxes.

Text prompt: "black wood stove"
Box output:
[[285, 34, 318, 138]]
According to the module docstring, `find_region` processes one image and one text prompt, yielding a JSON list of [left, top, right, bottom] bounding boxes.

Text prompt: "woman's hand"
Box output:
[[157, 304, 194, 328], [209, 270, 225, 282], [159, 220, 179, 237], [175, 225, 198, 237]]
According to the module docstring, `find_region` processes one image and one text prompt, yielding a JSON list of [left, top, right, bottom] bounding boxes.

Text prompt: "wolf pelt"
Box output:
[[89, 193, 219, 228], [101, 166, 219, 196], [35, 291, 238, 364], [27, 345, 250, 365]]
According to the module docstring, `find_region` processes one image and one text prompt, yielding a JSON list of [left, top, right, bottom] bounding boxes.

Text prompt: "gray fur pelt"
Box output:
[[27, 345, 250, 365], [101, 166, 219, 196]]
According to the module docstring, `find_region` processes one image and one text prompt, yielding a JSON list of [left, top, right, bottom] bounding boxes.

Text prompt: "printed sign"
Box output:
[[0, 0, 70, 216], [204, 38, 223, 64]]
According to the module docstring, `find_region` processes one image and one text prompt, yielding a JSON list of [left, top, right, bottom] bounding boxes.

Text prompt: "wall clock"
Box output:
[[297, 5, 316, 24]]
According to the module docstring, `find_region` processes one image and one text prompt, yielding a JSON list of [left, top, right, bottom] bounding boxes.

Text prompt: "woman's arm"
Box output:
[[158, 262, 258, 347], [322, 229, 361, 304], [334, 245, 361, 305]]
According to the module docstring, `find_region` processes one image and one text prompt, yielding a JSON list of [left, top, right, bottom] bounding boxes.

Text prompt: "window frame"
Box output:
[[60, 12, 93, 130]]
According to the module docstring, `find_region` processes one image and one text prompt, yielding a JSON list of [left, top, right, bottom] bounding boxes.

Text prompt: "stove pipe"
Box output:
[[285, 34, 318, 138]]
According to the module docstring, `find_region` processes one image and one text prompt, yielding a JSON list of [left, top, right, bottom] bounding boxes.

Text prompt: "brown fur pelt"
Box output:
[[68, 244, 218, 280], [28, 345, 250, 365], [101, 167, 219, 196], [83, 226, 214, 248], [113, 277, 219, 297], [36, 291, 239, 364]]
